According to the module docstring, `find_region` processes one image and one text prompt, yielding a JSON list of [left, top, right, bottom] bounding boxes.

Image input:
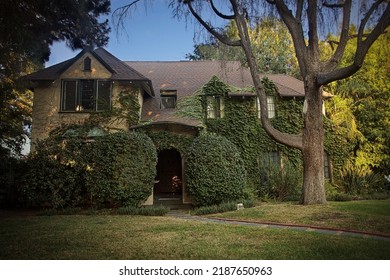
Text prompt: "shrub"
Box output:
[[84, 132, 157, 207], [338, 161, 385, 195], [116, 206, 169, 216], [19, 128, 157, 208], [258, 160, 302, 201], [186, 133, 246, 206]]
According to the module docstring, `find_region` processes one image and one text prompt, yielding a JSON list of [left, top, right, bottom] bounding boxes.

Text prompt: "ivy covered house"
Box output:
[[26, 48, 348, 208]]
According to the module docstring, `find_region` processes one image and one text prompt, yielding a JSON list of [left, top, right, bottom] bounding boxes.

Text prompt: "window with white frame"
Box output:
[[256, 96, 276, 119], [206, 95, 224, 119], [61, 80, 111, 112]]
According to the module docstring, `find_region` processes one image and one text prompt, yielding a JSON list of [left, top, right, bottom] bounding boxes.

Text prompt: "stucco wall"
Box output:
[[30, 52, 142, 150]]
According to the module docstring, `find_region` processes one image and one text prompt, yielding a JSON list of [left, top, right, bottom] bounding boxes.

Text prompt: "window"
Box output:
[[160, 90, 177, 109], [206, 95, 224, 119], [324, 153, 331, 180], [256, 96, 276, 119], [261, 151, 281, 167], [61, 80, 111, 112], [83, 57, 91, 71]]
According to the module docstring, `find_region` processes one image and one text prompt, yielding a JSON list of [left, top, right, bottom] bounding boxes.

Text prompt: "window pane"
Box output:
[[219, 97, 225, 118], [267, 96, 275, 118], [79, 80, 95, 111], [62, 80, 77, 111], [206, 96, 215, 118], [97, 81, 111, 111], [161, 96, 176, 109], [262, 151, 280, 167]]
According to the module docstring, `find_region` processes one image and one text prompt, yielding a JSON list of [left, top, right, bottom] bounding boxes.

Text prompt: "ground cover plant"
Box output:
[[0, 200, 389, 260]]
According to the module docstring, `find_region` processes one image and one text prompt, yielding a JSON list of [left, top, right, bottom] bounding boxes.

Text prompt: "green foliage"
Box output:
[[84, 132, 157, 207], [186, 133, 246, 206], [324, 29, 390, 174], [116, 206, 169, 216], [186, 18, 299, 77], [19, 127, 157, 208], [88, 89, 141, 129], [338, 161, 385, 195], [191, 199, 256, 215], [258, 161, 302, 201]]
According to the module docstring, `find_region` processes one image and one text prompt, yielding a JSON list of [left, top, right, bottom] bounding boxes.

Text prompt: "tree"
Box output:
[[180, 0, 389, 204], [187, 18, 299, 76], [324, 27, 390, 174], [0, 0, 111, 155], [117, 0, 389, 204]]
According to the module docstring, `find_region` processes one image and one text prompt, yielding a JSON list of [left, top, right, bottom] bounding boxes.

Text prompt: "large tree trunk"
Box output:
[[301, 77, 327, 204]]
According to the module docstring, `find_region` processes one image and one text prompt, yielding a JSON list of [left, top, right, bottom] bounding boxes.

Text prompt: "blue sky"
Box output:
[[47, 0, 200, 67]]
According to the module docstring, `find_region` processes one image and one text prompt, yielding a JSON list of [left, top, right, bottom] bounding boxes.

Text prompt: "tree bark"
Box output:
[[301, 77, 326, 204]]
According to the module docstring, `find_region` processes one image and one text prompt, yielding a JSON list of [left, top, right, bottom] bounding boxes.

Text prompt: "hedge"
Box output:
[[19, 129, 157, 208], [186, 133, 246, 206]]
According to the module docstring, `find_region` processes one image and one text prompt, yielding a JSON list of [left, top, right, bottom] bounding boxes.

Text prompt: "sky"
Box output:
[[47, 0, 201, 67]]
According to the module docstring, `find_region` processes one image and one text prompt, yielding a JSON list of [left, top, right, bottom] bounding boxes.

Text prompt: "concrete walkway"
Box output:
[[166, 210, 390, 242]]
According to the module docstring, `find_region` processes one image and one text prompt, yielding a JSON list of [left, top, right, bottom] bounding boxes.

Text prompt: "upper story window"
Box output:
[[83, 57, 92, 71], [160, 89, 177, 109], [61, 80, 111, 112], [206, 95, 224, 119], [324, 153, 332, 180], [257, 96, 276, 119]]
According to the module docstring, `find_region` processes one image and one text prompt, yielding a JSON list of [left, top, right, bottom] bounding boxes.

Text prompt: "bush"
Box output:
[[186, 133, 246, 206], [116, 206, 169, 216], [338, 161, 385, 195], [19, 128, 157, 208], [84, 132, 157, 207], [192, 199, 257, 215], [258, 160, 302, 201]]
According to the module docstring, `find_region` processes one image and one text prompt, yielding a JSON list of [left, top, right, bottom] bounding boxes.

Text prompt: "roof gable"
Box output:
[[26, 48, 151, 83]]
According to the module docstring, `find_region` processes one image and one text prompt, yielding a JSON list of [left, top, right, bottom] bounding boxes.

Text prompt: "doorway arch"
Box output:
[[154, 149, 183, 204]]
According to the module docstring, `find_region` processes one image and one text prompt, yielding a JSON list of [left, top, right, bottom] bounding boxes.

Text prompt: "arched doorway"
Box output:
[[154, 149, 183, 205]]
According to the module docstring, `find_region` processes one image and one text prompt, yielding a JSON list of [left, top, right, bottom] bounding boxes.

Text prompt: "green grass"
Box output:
[[0, 206, 390, 260], [210, 200, 390, 235]]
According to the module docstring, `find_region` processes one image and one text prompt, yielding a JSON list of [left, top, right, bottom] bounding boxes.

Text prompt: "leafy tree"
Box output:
[[325, 29, 390, 174], [187, 18, 299, 76], [118, 0, 389, 204], [0, 0, 111, 156]]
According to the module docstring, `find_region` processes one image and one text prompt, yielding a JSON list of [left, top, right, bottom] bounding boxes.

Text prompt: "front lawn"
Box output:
[[210, 200, 390, 235], [0, 201, 389, 260]]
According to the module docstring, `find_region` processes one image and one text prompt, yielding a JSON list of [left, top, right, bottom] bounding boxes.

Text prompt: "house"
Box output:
[[26, 47, 334, 207]]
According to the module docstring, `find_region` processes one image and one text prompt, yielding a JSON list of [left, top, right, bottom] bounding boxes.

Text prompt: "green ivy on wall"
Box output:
[[177, 76, 358, 195]]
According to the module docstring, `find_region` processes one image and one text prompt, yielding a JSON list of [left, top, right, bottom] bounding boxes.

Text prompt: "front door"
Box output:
[[154, 149, 182, 204]]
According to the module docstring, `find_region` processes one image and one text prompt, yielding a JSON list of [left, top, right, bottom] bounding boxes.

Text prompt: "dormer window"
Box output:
[[160, 89, 177, 109], [83, 57, 92, 71]]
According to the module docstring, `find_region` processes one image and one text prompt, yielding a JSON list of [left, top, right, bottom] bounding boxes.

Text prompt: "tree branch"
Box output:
[[230, 0, 303, 150], [322, 0, 352, 72], [186, 0, 241, 46], [322, 1, 345, 8], [208, 0, 235, 20], [318, 2, 390, 85]]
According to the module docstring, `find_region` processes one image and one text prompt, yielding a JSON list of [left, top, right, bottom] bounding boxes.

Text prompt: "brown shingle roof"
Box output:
[[127, 61, 305, 125], [264, 74, 305, 97], [26, 48, 151, 83]]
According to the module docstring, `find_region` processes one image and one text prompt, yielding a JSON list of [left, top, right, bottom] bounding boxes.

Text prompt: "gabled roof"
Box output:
[[26, 47, 151, 83]]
